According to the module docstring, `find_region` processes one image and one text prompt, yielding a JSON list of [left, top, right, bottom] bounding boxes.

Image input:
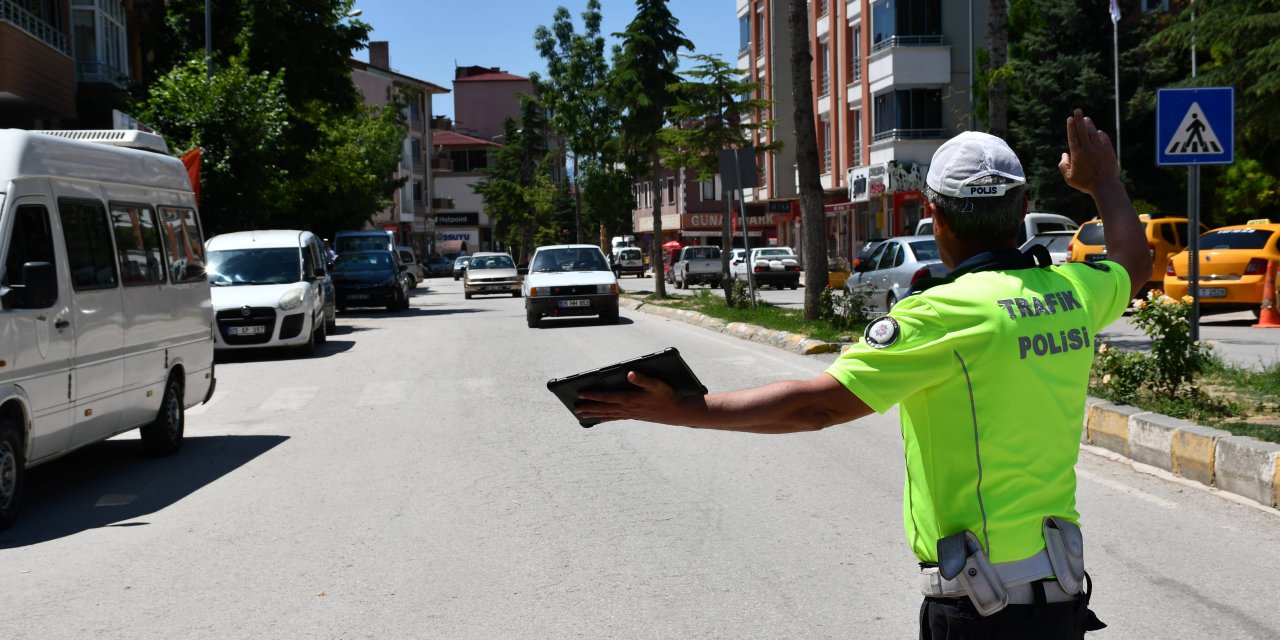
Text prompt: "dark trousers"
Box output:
[[919, 590, 1105, 640]]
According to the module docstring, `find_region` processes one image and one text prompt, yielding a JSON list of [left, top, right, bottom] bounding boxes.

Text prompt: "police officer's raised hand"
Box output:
[[1057, 108, 1150, 298]]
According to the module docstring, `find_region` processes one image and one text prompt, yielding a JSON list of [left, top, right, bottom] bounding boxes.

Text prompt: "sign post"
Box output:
[[718, 147, 759, 307], [1156, 87, 1234, 341]]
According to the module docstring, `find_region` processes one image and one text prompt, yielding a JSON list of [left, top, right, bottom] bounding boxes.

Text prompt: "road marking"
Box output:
[[1076, 467, 1178, 510], [358, 381, 409, 406], [258, 387, 319, 412]]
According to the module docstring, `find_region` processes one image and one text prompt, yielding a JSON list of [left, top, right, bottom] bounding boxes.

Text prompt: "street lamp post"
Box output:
[[204, 0, 212, 79]]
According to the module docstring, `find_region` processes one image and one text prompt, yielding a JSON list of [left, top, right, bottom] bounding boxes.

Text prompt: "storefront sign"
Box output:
[[436, 229, 477, 254], [850, 162, 928, 202], [434, 212, 479, 226], [848, 166, 870, 202], [685, 213, 772, 229]]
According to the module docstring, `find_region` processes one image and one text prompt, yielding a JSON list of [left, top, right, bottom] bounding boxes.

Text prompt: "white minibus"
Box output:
[[0, 129, 216, 530]]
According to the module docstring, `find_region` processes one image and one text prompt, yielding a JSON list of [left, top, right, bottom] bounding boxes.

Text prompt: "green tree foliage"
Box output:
[[134, 58, 289, 235], [473, 96, 557, 263], [533, 2, 615, 202], [612, 0, 693, 298], [142, 0, 399, 235]]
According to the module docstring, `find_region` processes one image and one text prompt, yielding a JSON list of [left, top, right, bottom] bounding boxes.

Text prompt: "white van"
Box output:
[[205, 230, 334, 355], [914, 212, 1078, 244], [0, 129, 216, 530]]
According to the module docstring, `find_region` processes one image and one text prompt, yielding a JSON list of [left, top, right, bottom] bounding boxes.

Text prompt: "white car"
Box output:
[[206, 230, 330, 355], [522, 244, 619, 328]]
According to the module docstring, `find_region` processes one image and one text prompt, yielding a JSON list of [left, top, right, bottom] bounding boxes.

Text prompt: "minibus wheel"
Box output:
[[141, 378, 184, 456], [0, 418, 25, 531]]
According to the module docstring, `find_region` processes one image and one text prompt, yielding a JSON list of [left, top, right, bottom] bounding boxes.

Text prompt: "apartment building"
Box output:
[[350, 41, 450, 256], [632, 167, 767, 253], [1, 0, 159, 129], [736, 0, 988, 266]]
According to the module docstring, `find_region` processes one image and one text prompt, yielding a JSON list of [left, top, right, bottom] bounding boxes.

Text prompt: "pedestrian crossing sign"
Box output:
[[1157, 87, 1234, 166]]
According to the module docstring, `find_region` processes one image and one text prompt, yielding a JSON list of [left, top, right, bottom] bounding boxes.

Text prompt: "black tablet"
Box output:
[[546, 347, 708, 428]]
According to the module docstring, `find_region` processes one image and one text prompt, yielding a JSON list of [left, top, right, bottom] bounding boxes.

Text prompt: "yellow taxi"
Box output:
[[1067, 215, 1205, 291], [1163, 220, 1280, 316]]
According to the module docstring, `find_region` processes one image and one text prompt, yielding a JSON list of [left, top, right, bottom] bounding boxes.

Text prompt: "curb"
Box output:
[[620, 296, 843, 356], [1084, 398, 1279, 510], [621, 295, 1280, 511]]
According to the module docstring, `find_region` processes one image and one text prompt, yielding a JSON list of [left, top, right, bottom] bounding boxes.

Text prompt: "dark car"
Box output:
[[423, 255, 453, 278], [452, 256, 471, 281], [331, 250, 412, 312]]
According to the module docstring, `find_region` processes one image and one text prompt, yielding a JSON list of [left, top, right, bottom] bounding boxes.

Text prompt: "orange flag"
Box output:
[[180, 147, 202, 205]]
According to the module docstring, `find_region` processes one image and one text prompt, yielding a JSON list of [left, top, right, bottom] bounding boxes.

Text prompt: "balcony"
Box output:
[[867, 38, 951, 93], [0, 0, 69, 55], [431, 197, 455, 210], [431, 157, 454, 173], [872, 128, 945, 144]]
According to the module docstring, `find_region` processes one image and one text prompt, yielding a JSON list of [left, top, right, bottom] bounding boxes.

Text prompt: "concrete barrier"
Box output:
[[1171, 424, 1234, 487], [1128, 413, 1191, 471], [1215, 436, 1280, 507], [1086, 402, 1145, 458]]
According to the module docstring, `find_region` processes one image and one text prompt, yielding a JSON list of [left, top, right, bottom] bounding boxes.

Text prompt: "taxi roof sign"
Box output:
[[1246, 218, 1272, 225]]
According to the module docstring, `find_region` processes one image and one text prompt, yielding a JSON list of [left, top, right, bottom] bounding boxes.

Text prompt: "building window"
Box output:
[[411, 138, 422, 162], [413, 180, 423, 203], [447, 148, 490, 172], [72, 0, 128, 85], [849, 23, 862, 84], [821, 117, 832, 174], [818, 39, 830, 96], [739, 15, 751, 57], [701, 176, 721, 202], [871, 0, 942, 51], [873, 89, 942, 142], [755, 4, 764, 58], [817, 0, 828, 18], [850, 108, 863, 163], [666, 177, 676, 205]]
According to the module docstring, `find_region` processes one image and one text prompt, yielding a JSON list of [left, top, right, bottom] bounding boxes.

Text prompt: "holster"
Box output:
[[936, 530, 1009, 617], [1043, 516, 1086, 595]]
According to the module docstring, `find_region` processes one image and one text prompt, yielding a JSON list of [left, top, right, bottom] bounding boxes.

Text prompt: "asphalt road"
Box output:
[[1, 276, 1277, 639]]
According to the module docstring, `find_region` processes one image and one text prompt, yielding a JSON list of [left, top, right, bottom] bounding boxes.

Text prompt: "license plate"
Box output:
[[1198, 287, 1227, 298], [1085, 253, 1107, 261], [481, 286, 500, 291], [348, 294, 370, 300], [559, 299, 590, 308], [228, 325, 265, 336]]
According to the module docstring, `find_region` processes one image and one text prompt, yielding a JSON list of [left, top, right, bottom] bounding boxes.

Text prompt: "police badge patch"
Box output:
[[863, 316, 900, 349]]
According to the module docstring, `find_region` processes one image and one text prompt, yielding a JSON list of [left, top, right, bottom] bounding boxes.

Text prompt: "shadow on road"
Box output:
[[214, 338, 355, 363], [0, 434, 288, 548], [535, 316, 636, 330]]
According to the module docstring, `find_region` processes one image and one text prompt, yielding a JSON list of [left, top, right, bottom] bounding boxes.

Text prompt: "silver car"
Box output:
[[464, 252, 521, 298], [1018, 230, 1074, 266], [844, 235, 948, 312]]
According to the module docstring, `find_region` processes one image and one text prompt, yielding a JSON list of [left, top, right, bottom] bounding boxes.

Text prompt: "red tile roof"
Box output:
[[432, 130, 500, 147], [454, 71, 529, 82]]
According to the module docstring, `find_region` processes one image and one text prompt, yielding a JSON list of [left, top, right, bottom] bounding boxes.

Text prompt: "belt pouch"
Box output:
[[937, 531, 1009, 617], [1043, 516, 1085, 595]]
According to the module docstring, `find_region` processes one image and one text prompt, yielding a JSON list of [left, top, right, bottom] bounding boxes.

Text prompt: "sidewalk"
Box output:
[[621, 295, 1280, 512]]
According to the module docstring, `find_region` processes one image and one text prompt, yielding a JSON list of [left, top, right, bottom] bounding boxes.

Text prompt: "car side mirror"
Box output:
[[2, 261, 58, 309]]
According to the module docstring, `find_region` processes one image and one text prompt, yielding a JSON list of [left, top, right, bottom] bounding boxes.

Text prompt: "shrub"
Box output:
[[817, 283, 874, 331], [1092, 290, 1213, 402]]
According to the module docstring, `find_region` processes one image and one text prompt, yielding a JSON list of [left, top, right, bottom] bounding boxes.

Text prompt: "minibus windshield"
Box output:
[[206, 248, 302, 286]]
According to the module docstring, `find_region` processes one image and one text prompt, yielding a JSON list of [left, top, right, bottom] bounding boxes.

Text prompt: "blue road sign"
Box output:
[[1157, 87, 1234, 166]]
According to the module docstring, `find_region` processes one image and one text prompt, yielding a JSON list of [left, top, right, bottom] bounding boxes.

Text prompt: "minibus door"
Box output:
[[0, 196, 75, 461]]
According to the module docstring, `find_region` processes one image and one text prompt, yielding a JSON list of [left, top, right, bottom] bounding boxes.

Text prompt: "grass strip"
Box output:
[[634, 291, 858, 344]]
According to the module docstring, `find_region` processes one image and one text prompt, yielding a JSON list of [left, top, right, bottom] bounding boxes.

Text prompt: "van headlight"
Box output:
[[278, 287, 306, 310]]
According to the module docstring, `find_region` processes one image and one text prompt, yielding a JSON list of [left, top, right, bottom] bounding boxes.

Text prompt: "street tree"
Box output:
[[533, 0, 616, 244], [473, 96, 554, 263], [612, 0, 694, 299], [788, 0, 828, 320], [659, 54, 777, 304], [134, 58, 289, 236]]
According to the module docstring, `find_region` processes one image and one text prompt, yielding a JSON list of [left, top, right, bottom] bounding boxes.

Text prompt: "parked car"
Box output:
[[396, 245, 425, 287], [853, 239, 888, 270], [915, 212, 1078, 245], [612, 246, 646, 277], [423, 254, 453, 278], [1163, 221, 1280, 317], [464, 252, 521, 298], [1068, 214, 1207, 292], [206, 229, 333, 355], [731, 246, 801, 289], [0, 129, 217, 530], [844, 236, 949, 312], [671, 245, 722, 288], [331, 250, 413, 311], [452, 255, 471, 281], [523, 244, 619, 327], [1018, 231, 1075, 266]]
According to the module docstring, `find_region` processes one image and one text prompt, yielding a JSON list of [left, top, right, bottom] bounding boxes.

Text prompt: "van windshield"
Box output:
[[206, 248, 301, 286]]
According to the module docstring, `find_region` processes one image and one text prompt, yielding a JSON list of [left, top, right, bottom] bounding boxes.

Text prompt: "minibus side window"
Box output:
[[58, 199, 119, 291], [111, 204, 167, 285], [3, 205, 58, 309], [159, 206, 207, 283]]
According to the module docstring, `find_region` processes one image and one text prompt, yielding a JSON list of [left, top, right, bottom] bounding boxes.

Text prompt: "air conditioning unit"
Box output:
[[33, 129, 169, 154]]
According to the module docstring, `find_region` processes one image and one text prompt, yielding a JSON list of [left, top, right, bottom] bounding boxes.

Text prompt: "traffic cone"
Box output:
[[1253, 260, 1280, 328]]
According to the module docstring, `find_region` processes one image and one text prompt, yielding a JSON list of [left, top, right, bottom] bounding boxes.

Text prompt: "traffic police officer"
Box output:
[[575, 109, 1150, 639]]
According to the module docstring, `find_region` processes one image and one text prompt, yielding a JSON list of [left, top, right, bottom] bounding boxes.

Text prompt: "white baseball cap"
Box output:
[[926, 131, 1026, 198]]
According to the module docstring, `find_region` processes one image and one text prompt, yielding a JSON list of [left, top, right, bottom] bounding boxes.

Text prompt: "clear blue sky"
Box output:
[[354, 0, 741, 120]]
